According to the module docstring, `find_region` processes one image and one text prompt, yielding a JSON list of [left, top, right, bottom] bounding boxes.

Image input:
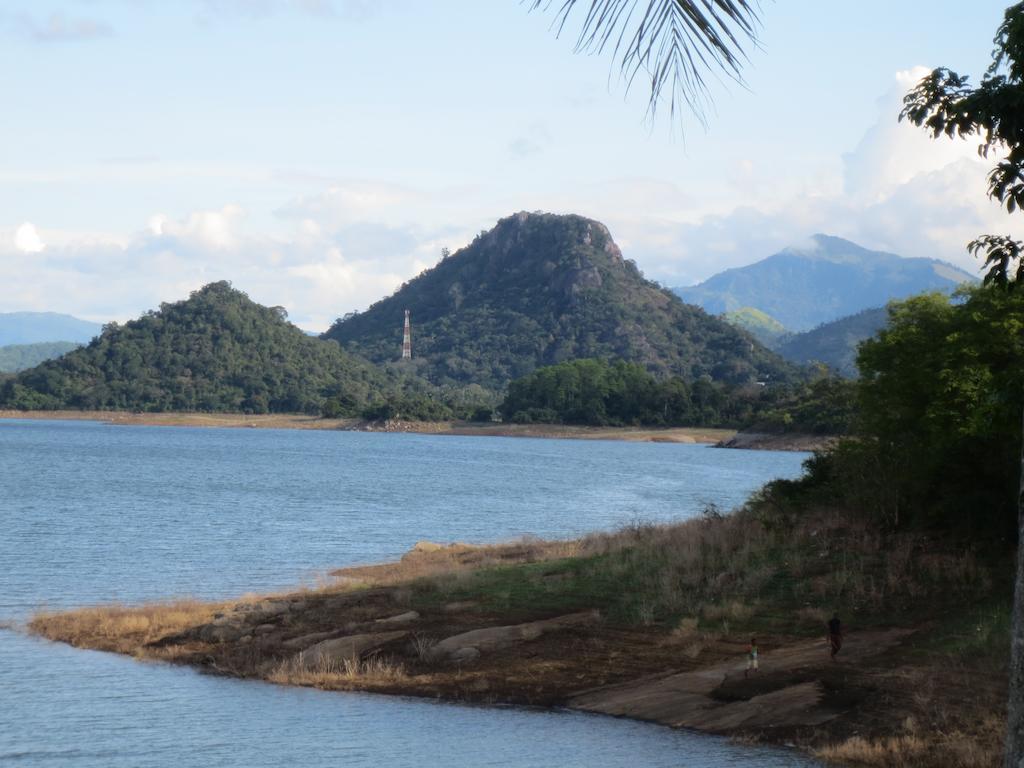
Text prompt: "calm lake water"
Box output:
[[0, 419, 818, 767]]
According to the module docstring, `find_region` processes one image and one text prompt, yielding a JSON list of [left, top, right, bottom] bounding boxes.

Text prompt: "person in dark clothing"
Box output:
[[827, 614, 843, 659]]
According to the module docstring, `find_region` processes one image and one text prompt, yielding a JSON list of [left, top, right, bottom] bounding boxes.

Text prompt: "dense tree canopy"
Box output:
[[0, 282, 393, 415], [770, 287, 1023, 542], [499, 357, 856, 432], [500, 358, 740, 427], [857, 288, 1023, 538]]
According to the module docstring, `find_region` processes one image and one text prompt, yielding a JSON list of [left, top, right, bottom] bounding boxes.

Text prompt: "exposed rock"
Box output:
[[255, 630, 285, 648], [197, 619, 249, 644], [294, 630, 409, 670], [427, 611, 599, 663], [281, 630, 341, 651], [570, 629, 913, 732], [375, 611, 420, 625]]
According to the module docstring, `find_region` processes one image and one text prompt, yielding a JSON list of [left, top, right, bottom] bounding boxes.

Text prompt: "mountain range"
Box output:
[[0, 312, 102, 346], [4, 215, 978, 412], [674, 235, 976, 332]]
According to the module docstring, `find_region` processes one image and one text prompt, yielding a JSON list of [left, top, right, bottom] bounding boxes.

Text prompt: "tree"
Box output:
[[900, 5, 1024, 764], [531, 0, 760, 126], [856, 288, 1023, 538]]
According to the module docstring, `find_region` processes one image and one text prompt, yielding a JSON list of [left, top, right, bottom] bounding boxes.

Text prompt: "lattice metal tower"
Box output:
[[402, 309, 411, 359]]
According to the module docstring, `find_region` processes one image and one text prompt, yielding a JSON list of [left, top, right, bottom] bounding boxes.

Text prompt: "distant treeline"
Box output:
[[0, 283, 391, 415], [498, 357, 856, 433]]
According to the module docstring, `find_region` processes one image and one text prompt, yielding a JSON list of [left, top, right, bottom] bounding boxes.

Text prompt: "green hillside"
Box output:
[[721, 307, 788, 347], [0, 282, 393, 414], [0, 341, 81, 373], [324, 212, 796, 390], [776, 307, 889, 378]]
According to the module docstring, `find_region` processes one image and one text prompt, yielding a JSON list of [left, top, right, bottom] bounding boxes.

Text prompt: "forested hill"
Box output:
[[323, 212, 795, 390], [0, 282, 391, 414], [0, 341, 82, 373], [776, 307, 890, 378]]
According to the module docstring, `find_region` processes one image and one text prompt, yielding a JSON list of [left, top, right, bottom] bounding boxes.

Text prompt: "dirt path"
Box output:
[[570, 629, 914, 733]]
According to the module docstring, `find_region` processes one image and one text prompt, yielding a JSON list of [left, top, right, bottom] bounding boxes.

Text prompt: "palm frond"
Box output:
[[529, 0, 761, 127]]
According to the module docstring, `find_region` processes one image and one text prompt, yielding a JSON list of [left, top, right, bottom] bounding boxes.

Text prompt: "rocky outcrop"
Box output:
[[294, 630, 409, 671], [375, 611, 420, 625], [570, 629, 913, 732], [427, 610, 600, 663]]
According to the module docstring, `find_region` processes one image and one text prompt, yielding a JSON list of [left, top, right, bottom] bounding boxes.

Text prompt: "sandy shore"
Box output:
[[0, 410, 735, 445]]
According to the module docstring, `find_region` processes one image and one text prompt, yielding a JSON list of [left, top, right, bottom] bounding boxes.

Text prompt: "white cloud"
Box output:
[[277, 180, 427, 226], [3, 67, 1019, 328], [162, 204, 245, 250], [13, 222, 44, 253], [843, 67, 981, 203], [593, 67, 1021, 287], [0, 203, 455, 331]]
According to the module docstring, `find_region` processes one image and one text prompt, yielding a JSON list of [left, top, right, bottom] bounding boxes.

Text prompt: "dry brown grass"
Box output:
[[267, 654, 407, 688], [669, 617, 711, 658], [29, 599, 225, 654], [333, 537, 583, 586], [816, 719, 1001, 767]]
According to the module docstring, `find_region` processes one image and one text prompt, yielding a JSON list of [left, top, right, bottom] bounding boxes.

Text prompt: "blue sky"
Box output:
[[2, 0, 1020, 328]]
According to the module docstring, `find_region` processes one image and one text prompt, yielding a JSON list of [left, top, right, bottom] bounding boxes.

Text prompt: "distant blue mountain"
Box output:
[[0, 312, 103, 346], [674, 235, 977, 331]]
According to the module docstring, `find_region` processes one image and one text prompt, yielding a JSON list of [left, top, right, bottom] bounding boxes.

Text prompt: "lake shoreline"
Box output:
[[29, 528, 996, 768], [0, 409, 736, 445], [0, 409, 835, 451]]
